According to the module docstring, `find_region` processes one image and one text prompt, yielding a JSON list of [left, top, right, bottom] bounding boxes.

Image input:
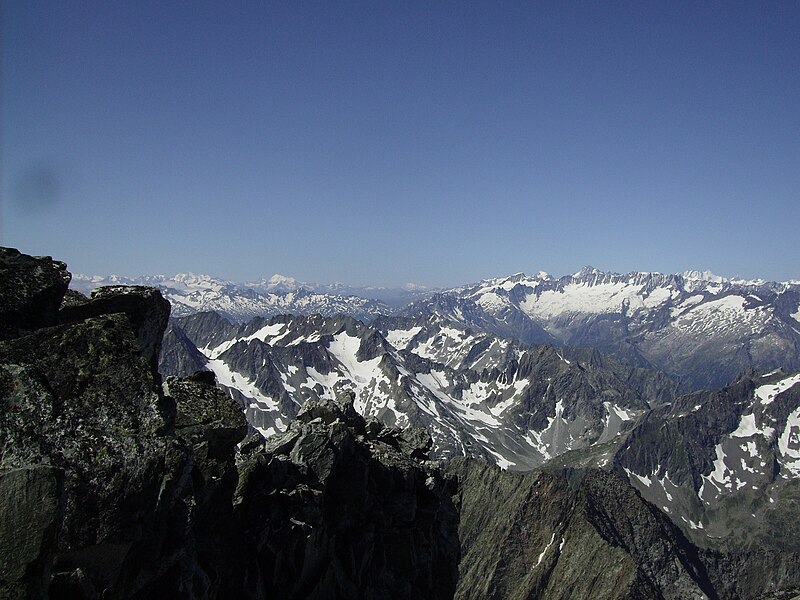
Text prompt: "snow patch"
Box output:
[[205, 322, 287, 358], [385, 326, 422, 350], [206, 359, 278, 411], [730, 413, 775, 439], [521, 280, 670, 319], [327, 332, 383, 387], [778, 407, 800, 476], [624, 468, 652, 487], [756, 373, 800, 406], [535, 533, 556, 567]]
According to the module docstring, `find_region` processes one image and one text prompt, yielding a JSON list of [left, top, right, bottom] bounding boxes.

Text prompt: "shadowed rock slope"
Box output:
[[449, 459, 716, 600]]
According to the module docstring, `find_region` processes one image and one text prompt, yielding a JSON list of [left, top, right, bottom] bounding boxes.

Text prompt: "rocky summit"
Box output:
[[0, 248, 457, 599], [2, 247, 800, 599]]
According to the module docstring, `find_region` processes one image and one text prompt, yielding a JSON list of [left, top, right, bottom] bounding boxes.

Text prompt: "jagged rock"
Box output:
[[158, 373, 248, 600], [399, 426, 433, 460], [234, 390, 460, 600], [167, 373, 247, 455], [0, 310, 191, 597], [295, 390, 363, 430], [60, 288, 89, 309], [0, 247, 70, 341], [59, 285, 171, 377]]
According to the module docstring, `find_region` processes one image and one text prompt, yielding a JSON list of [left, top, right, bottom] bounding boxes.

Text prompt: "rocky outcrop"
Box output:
[[232, 392, 459, 599], [58, 285, 171, 377], [0, 248, 70, 341], [0, 257, 203, 597], [0, 248, 459, 599], [0, 466, 62, 600]]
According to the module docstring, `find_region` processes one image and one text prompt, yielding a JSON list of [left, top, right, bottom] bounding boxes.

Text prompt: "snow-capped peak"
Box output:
[[572, 266, 603, 279], [681, 270, 727, 284], [170, 273, 229, 292], [268, 274, 298, 287]]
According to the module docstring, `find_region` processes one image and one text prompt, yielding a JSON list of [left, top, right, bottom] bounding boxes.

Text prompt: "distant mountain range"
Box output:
[[403, 267, 800, 390], [78, 267, 800, 390], [71, 272, 422, 322]]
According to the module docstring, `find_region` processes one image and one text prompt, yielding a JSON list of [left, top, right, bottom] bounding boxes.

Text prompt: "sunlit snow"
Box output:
[[756, 373, 800, 406], [385, 326, 423, 350], [778, 407, 800, 476]]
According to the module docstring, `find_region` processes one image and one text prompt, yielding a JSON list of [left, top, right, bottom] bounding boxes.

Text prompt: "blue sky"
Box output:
[[3, 1, 799, 287]]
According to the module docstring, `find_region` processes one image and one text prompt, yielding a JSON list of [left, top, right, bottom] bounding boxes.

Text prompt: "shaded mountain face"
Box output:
[[548, 369, 800, 597], [161, 311, 681, 470], [613, 371, 800, 552], [403, 269, 800, 390], [450, 457, 800, 600], [449, 459, 716, 600]]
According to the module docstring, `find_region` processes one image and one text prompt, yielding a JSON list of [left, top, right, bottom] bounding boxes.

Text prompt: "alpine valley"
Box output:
[[3, 247, 800, 599]]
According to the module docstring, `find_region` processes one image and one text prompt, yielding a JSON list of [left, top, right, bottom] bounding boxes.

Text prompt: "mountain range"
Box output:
[[5, 247, 800, 598], [154, 264, 800, 582], [70, 272, 431, 321], [77, 267, 800, 390], [161, 311, 681, 470]]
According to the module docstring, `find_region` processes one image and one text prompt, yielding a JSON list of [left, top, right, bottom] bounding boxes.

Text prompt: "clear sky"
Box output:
[[2, 1, 799, 287]]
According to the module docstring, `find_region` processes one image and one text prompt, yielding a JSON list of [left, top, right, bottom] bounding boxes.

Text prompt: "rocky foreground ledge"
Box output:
[[0, 248, 457, 599], [2, 247, 799, 600]]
